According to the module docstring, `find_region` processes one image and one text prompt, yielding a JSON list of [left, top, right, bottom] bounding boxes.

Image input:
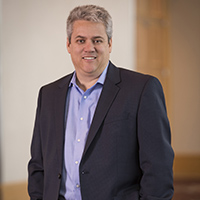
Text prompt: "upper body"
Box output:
[[28, 5, 174, 200]]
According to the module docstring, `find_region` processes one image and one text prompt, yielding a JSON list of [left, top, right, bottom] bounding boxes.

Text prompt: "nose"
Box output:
[[84, 40, 95, 52]]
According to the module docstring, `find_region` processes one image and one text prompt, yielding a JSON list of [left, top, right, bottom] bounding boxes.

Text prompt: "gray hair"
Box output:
[[67, 5, 113, 43]]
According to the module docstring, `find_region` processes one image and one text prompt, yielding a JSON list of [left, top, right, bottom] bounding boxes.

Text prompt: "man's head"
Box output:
[[66, 5, 113, 86], [67, 5, 113, 44]]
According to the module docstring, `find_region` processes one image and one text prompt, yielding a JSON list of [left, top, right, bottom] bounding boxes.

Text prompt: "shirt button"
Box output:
[[75, 161, 79, 164], [77, 139, 81, 142], [76, 184, 80, 188], [80, 117, 83, 121], [84, 96, 87, 99]]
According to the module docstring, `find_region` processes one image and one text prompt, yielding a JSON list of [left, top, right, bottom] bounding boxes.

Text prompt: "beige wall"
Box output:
[[0, 0, 136, 184], [170, 0, 200, 154]]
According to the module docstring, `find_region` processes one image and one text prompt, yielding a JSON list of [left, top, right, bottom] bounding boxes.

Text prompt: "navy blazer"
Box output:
[[28, 62, 174, 200]]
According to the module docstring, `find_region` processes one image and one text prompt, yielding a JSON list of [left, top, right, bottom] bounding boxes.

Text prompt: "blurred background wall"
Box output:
[[170, 0, 200, 180], [0, 0, 200, 199], [136, 0, 200, 180]]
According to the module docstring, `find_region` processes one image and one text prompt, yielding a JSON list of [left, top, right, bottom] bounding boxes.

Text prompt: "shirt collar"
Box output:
[[69, 62, 109, 88]]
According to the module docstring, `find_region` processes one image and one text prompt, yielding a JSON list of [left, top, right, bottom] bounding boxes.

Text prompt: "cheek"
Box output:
[[69, 45, 82, 55], [70, 49, 83, 64], [103, 48, 112, 57], [98, 46, 110, 55]]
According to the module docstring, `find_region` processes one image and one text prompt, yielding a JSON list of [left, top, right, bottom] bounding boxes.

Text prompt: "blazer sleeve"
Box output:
[[28, 88, 44, 200], [138, 77, 174, 200]]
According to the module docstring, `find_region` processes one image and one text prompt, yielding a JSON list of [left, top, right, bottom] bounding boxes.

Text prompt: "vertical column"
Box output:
[[136, 0, 171, 116]]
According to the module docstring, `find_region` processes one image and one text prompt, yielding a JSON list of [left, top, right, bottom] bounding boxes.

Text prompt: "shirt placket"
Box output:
[[73, 90, 90, 192]]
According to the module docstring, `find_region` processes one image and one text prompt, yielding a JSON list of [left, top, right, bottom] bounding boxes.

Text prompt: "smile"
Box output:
[[82, 57, 97, 60]]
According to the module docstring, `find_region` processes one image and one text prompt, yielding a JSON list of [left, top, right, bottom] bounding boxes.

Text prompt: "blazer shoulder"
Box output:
[[40, 73, 73, 91], [108, 62, 151, 84], [108, 62, 162, 90], [120, 67, 151, 81], [118, 67, 159, 89]]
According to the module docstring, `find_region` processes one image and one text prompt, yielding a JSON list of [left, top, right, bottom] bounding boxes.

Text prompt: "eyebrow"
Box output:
[[93, 36, 105, 40], [75, 35, 105, 40], [75, 35, 86, 39]]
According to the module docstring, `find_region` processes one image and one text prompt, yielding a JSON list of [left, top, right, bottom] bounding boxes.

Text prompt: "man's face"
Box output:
[[67, 20, 112, 80]]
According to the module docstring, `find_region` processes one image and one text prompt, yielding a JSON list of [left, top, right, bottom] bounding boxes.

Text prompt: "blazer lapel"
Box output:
[[83, 62, 121, 156], [54, 74, 73, 168]]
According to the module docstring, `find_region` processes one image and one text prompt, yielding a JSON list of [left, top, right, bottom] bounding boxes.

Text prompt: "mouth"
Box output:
[[82, 56, 97, 60]]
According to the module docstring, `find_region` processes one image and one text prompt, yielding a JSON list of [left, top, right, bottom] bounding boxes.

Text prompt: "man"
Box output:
[[28, 5, 174, 200]]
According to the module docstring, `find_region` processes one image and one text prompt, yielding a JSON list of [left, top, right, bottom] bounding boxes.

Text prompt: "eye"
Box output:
[[93, 40, 103, 44], [76, 39, 85, 44]]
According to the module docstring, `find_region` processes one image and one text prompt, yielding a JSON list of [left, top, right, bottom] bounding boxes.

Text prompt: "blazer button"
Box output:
[[81, 170, 89, 175], [58, 173, 62, 179], [81, 171, 85, 175]]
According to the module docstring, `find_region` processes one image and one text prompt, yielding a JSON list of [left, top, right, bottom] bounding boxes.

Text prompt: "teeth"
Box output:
[[83, 57, 96, 60]]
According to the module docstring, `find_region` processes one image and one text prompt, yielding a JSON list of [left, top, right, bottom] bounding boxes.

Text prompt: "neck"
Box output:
[[76, 75, 99, 92]]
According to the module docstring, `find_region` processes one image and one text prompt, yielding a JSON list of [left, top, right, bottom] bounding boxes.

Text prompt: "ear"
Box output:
[[66, 37, 71, 53], [108, 38, 112, 53]]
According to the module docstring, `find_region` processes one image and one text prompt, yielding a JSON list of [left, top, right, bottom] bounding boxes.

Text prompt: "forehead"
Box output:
[[71, 20, 107, 38]]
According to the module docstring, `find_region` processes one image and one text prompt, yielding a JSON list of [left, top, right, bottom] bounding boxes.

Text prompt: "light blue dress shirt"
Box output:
[[60, 64, 108, 200]]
